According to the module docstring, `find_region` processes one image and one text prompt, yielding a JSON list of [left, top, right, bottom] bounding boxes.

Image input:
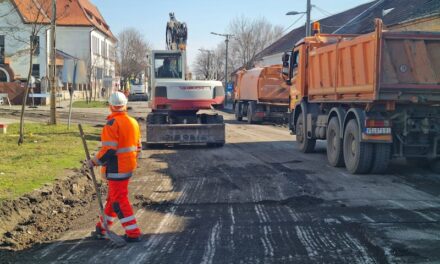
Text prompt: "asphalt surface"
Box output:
[[1, 102, 440, 263]]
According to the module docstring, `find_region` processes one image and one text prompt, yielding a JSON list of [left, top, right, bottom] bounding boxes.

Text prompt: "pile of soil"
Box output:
[[0, 166, 102, 251]]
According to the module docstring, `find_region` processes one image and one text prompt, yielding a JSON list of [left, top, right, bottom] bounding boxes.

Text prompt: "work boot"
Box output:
[[91, 226, 106, 240], [123, 234, 141, 243]]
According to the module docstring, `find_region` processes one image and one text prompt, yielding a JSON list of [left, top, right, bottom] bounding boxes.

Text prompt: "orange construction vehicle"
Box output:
[[283, 19, 440, 174], [234, 65, 289, 123]]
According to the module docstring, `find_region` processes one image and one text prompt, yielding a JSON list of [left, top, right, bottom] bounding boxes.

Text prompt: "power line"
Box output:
[[313, 5, 333, 17], [282, 13, 306, 34]]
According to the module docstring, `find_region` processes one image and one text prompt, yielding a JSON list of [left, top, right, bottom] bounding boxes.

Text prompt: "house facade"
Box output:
[[0, 0, 49, 83], [0, 0, 116, 103]]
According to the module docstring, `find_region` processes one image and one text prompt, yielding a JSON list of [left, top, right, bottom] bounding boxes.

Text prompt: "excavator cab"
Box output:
[[154, 52, 183, 79]]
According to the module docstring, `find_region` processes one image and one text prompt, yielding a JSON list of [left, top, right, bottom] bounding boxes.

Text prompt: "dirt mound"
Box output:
[[0, 166, 101, 251]]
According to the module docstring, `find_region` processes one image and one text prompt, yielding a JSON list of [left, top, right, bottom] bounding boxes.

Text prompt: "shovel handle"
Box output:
[[78, 124, 107, 227]]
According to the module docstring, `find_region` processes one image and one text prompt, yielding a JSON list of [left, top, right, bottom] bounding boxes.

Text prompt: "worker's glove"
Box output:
[[86, 159, 95, 169]]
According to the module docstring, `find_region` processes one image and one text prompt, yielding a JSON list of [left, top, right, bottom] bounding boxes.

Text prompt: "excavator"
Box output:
[[146, 13, 225, 147]]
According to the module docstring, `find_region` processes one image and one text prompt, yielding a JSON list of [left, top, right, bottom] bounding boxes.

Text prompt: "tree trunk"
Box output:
[[90, 80, 93, 102], [18, 46, 34, 145], [85, 83, 90, 103]]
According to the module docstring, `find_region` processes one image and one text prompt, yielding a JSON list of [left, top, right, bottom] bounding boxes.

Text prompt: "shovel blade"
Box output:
[[106, 230, 127, 247]]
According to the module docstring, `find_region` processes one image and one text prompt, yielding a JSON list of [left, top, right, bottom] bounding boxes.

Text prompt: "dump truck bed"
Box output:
[[235, 65, 289, 105], [307, 30, 440, 103]]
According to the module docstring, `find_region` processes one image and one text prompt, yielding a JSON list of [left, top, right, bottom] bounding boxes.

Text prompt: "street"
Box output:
[[1, 102, 439, 263]]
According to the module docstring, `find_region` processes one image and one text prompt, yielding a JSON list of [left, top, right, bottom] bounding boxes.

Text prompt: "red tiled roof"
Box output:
[[11, 0, 115, 40]]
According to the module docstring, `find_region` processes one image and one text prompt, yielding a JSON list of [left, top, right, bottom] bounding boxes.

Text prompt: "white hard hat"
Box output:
[[108, 92, 128, 106]]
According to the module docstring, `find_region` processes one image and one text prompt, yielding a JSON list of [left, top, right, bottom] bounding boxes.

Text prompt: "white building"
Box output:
[[0, 0, 117, 100]]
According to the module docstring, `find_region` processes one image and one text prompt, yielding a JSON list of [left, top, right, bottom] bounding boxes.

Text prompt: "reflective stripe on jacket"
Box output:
[[94, 111, 141, 180]]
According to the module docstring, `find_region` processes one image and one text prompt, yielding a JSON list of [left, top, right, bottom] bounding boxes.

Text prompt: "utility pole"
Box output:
[[211, 32, 234, 105], [306, 0, 312, 36], [49, 0, 57, 124], [286, 0, 313, 37]]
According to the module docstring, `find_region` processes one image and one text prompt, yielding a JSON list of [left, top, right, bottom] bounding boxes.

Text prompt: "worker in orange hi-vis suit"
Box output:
[[88, 91, 142, 243]]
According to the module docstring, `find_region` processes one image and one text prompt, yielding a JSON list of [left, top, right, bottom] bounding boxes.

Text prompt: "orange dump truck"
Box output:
[[283, 19, 440, 174], [234, 65, 289, 123]]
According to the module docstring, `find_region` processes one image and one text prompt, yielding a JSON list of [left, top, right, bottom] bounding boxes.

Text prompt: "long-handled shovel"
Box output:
[[78, 124, 126, 247]]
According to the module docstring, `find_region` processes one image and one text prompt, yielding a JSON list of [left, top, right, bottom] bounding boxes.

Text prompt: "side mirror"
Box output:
[[282, 53, 290, 64], [282, 53, 290, 77]]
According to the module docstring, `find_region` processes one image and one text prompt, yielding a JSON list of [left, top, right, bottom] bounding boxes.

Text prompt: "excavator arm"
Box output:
[[166, 13, 188, 51]]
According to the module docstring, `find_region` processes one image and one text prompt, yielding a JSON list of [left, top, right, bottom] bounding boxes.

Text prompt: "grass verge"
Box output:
[[72, 101, 108, 108], [0, 123, 101, 200]]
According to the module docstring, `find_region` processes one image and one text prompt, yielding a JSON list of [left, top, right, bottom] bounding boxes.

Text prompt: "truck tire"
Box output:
[[296, 114, 316, 153], [247, 102, 255, 124], [343, 119, 373, 174], [147, 113, 167, 125], [153, 114, 167, 124], [235, 102, 243, 121], [146, 114, 153, 125], [326, 117, 345, 167], [205, 114, 224, 124], [370, 144, 391, 174]]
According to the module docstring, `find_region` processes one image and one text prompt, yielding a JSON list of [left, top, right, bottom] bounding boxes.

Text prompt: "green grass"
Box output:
[[72, 101, 108, 108], [0, 123, 101, 200]]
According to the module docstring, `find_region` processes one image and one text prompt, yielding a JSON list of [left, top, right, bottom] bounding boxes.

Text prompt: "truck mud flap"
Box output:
[[146, 124, 225, 144]]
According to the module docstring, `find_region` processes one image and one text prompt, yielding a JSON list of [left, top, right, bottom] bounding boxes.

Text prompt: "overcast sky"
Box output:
[[94, 0, 373, 68]]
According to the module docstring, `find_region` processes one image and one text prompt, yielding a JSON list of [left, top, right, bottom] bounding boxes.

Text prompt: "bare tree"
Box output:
[[194, 49, 215, 80], [117, 28, 150, 82], [1, 0, 70, 145], [229, 16, 283, 69], [195, 16, 282, 82], [5, 1, 51, 145], [85, 57, 100, 103]]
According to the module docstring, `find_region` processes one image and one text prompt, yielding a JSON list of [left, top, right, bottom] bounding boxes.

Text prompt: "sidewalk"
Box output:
[[0, 99, 109, 115]]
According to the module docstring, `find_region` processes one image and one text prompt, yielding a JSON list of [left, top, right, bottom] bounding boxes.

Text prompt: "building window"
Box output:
[[92, 36, 99, 55], [101, 40, 106, 57], [109, 45, 116, 61], [30, 36, 40, 55], [0, 35, 5, 64], [96, 67, 103, 80], [32, 64, 40, 79]]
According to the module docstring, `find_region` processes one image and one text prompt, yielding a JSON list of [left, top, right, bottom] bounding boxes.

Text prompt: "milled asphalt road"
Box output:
[[1, 102, 440, 263]]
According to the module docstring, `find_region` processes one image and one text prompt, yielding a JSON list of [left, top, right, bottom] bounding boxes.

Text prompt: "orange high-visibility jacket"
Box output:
[[93, 111, 141, 180]]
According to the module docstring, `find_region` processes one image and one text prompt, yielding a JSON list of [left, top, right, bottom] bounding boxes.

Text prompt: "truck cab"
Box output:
[[128, 75, 148, 101]]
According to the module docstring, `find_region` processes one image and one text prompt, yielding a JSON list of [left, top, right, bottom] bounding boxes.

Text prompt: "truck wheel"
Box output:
[[429, 159, 440, 174], [146, 114, 153, 125], [153, 114, 167, 124], [216, 115, 224, 124], [235, 102, 243, 121], [247, 102, 255, 124], [327, 117, 344, 167], [296, 114, 316, 153], [370, 144, 391, 174], [343, 119, 373, 174], [205, 114, 224, 124]]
